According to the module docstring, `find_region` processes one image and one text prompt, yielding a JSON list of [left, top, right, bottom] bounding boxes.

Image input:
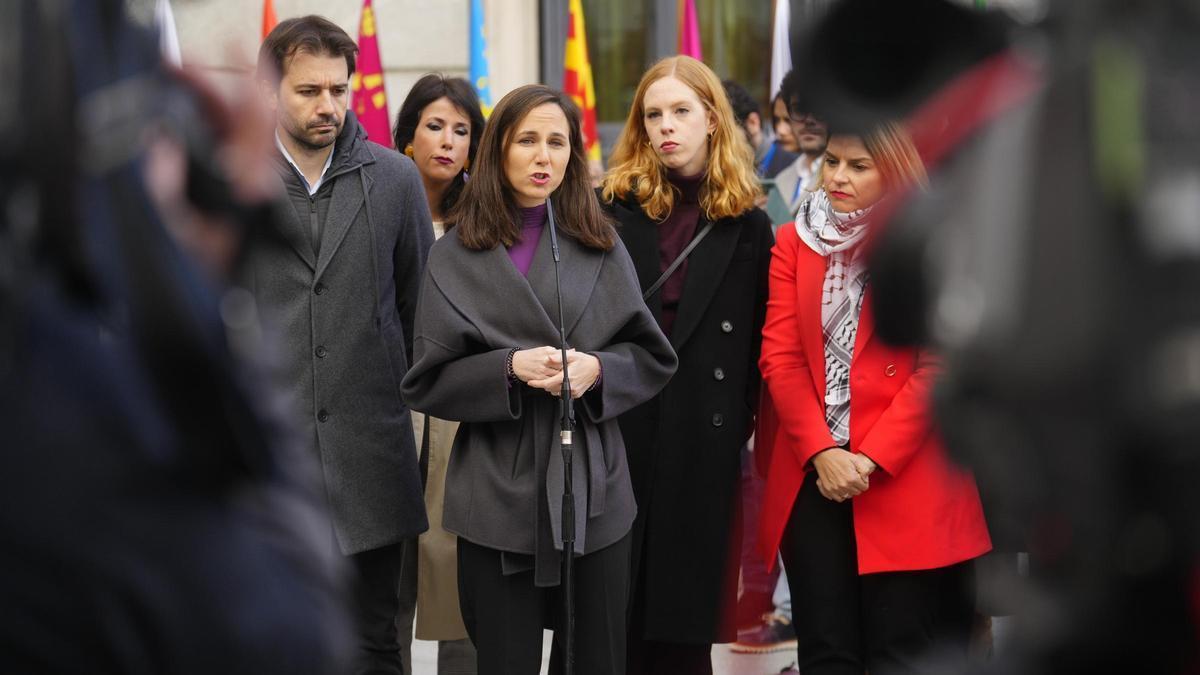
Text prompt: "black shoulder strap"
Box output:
[[643, 220, 716, 302]]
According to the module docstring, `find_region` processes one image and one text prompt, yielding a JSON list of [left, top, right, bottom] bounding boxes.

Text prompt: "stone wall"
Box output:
[[130, 0, 539, 126]]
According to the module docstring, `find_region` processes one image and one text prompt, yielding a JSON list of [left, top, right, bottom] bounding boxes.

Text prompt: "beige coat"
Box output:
[[410, 411, 467, 640], [406, 219, 467, 641]]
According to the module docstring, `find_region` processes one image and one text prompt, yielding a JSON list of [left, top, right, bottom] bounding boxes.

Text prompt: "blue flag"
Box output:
[[470, 0, 493, 116]]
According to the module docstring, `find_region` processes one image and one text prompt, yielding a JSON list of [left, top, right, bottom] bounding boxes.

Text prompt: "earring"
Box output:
[[463, 157, 471, 171], [404, 143, 414, 158]]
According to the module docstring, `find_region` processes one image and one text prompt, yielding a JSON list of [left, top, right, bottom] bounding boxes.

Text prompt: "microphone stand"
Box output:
[[545, 198, 576, 674]]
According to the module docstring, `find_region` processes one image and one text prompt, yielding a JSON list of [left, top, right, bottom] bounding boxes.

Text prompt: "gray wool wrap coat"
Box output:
[[248, 112, 433, 555], [400, 222, 677, 586]]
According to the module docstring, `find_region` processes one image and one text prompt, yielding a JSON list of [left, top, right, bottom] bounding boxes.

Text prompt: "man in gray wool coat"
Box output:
[[251, 16, 433, 674]]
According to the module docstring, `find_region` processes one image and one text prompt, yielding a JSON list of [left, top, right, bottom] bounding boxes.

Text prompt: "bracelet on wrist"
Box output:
[[505, 347, 518, 382]]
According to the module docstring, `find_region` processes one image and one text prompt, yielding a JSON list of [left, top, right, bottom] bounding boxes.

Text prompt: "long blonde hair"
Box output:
[[602, 56, 760, 222]]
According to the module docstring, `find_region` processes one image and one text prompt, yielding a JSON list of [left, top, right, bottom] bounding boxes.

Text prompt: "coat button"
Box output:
[[711, 413, 724, 427], [316, 345, 328, 358], [713, 367, 725, 381], [885, 364, 897, 377], [314, 282, 326, 295], [720, 320, 733, 333], [317, 409, 329, 423]]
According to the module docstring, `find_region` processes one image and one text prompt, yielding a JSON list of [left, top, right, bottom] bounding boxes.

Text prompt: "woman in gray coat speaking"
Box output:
[[400, 84, 677, 675]]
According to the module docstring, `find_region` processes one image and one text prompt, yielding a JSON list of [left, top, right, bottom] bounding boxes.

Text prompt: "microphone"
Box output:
[[545, 197, 576, 674], [545, 198, 575, 440]]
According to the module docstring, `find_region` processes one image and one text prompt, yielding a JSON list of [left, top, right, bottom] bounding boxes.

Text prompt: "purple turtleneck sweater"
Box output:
[[657, 171, 703, 337], [508, 203, 547, 277]]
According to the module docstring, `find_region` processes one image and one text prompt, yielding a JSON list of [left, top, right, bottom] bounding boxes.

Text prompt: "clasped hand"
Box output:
[[812, 447, 877, 503], [511, 346, 600, 399]]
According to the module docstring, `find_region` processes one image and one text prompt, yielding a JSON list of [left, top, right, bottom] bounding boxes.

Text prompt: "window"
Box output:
[[551, 0, 778, 161], [696, 0, 774, 109], [582, 0, 648, 125]]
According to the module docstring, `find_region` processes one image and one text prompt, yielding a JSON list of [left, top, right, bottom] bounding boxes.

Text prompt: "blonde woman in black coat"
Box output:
[[600, 56, 774, 675]]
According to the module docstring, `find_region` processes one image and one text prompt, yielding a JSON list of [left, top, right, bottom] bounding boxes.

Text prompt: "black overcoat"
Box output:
[[604, 194, 773, 643]]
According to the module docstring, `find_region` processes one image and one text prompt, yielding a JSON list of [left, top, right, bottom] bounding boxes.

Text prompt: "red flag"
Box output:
[[261, 0, 277, 40], [350, 0, 392, 148], [678, 0, 702, 60], [563, 0, 600, 161]]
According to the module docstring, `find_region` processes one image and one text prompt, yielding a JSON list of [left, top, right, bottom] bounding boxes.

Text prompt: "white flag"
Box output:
[[770, 0, 792, 98], [155, 0, 182, 67]]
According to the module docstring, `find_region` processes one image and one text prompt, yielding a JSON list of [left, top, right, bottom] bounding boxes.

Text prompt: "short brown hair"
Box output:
[[257, 16, 358, 85], [449, 85, 615, 251]]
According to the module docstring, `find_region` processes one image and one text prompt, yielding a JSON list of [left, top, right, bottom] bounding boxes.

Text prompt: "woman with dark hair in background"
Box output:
[[394, 74, 486, 229], [401, 84, 676, 674], [392, 73, 485, 673], [758, 122, 991, 675], [601, 55, 774, 674]]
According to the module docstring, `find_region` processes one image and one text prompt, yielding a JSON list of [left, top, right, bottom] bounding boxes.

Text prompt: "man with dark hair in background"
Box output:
[[723, 79, 798, 178], [253, 15, 432, 674], [773, 68, 830, 217]]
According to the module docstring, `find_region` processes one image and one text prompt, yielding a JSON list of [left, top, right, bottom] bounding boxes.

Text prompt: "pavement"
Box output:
[[410, 632, 798, 674], [409, 615, 1014, 672]]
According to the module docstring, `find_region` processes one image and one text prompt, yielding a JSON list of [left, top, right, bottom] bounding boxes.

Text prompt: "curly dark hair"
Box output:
[[778, 68, 808, 119]]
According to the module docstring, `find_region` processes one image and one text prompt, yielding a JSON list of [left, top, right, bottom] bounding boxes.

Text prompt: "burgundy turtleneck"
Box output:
[[656, 171, 704, 337]]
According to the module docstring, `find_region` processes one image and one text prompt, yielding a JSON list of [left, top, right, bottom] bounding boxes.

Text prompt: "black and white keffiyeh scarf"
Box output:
[[794, 189, 873, 445]]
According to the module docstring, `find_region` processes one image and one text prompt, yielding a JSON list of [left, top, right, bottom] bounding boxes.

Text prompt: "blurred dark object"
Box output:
[[788, 0, 1013, 137], [0, 1, 352, 672], [794, 1, 1200, 673]]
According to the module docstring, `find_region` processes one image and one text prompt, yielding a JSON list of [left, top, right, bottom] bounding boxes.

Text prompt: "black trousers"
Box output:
[[780, 472, 976, 675], [350, 541, 408, 675], [625, 636, 711, 675], [457, 534, 631, 675], [625, 548, 712, 675]]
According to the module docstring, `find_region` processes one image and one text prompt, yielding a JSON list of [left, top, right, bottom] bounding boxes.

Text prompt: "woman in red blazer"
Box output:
[[758, 121, 991, 675]]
